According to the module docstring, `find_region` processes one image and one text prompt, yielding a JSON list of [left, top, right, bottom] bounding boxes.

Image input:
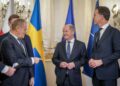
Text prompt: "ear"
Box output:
[[8, 22, 11, 27]]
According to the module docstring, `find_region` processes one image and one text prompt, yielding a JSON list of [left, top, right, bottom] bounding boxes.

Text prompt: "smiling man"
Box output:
[[52, 24, 87, 86]]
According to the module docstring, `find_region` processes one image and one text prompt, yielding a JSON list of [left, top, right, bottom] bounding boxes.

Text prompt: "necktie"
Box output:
[[96, 28, 102, 46], [66, 41, 71, 59], [18, 39, 26, 55]]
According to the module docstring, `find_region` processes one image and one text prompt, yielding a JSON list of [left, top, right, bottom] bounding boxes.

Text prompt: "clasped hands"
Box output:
[[60, 62, 75, 70], [89, 58, 103, 68]]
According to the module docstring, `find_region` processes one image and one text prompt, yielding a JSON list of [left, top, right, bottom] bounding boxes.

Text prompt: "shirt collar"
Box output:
[[101, 23, 109, 30], [10, 32, 18, 40], [66, 38, 75, 43]]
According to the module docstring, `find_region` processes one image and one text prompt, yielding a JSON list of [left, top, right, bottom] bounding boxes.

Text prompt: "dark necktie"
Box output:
[[96, 28, 102, 46], [66, 41, 71, 59]]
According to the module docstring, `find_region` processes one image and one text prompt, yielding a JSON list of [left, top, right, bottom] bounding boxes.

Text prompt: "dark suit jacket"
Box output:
[[91, 25, 120, 80], [0, 63, 5, 72], [23, 34, 34, 78], [0, 33, 34, 78], [0, 32, 9, 43], [0, 63, 5, 85], [52, 40, 87, 86], [0, 34, 34, 86], [24, 35, 34, 57], [0, 32, 9, 61]]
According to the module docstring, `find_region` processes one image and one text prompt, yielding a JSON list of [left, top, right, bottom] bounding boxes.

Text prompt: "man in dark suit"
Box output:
[[0, 19, 40, 86], [52, 24, 87, 86], [0, 14, 20, 84], [0, 14, 35, 86], [89, 6, 120, 86]]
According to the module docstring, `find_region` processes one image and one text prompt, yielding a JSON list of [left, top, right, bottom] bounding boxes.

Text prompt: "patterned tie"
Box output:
[[66, 41, 71, 59]]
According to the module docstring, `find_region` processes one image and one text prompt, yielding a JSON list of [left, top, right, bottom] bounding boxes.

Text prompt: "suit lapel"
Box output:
[[98, 26, 111, 45], [20, 40, 28, 56], [93, 32, 99, 49], [70, 40, 77, 60], [61, 41, 67, 59], [9, 34, 26, 56]]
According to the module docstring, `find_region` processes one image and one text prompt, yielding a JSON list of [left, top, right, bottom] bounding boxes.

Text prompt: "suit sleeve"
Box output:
[[0, 62, 5, 72], [24, 35, 34, 78], [1, 39, 33, 67], [102, 29, 120, 65], [24, 35, 34, 57], [52, 43, 61, 67], [74, 43, 87, 69]]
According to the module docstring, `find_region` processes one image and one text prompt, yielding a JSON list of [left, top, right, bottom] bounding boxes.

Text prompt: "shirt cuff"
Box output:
[[1, 66, 9, 74], [12, 63, 19, 68], [31, 58, 34, 64]]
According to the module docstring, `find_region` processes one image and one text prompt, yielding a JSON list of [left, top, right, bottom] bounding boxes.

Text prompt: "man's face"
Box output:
[[63, 25, 74, 40], [94, 9, 103, 25], [17, 23, 27, 39]]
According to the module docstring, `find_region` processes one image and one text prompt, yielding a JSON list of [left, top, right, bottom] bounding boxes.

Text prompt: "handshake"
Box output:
[[33, 57, 41, 64]]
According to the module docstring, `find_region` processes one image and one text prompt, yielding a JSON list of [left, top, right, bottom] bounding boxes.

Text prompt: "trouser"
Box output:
[[92, 72, 117, 86]]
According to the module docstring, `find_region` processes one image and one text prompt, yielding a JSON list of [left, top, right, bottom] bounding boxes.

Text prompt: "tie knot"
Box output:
[[99, 28, 103, 31], [17, 39, 23, 45]]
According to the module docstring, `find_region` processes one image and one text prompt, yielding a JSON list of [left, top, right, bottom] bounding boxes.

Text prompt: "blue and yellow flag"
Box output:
[[83, 0, 99, 77], [27, 0, 47, 86]]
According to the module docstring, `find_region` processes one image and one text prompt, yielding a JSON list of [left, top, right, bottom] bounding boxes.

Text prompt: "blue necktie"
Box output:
[[66, 41, 71, 59], [18, 39, 26, 55]]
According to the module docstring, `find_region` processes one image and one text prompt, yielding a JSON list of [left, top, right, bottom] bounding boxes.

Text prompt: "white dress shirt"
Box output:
[[1, 66, 9, 74], [66, 38, 75, 54], [99, 23, 109, 39]]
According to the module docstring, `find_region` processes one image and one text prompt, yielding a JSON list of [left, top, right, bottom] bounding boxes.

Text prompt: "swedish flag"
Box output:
[[27, 0, 47, 86]]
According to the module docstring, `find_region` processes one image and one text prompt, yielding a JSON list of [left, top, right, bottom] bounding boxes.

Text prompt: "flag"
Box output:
[[0, 30, 4, 36], [27, 0, 47, 86], [62, 0, 76, 41], [65, 0, 75, 25], [2, 0, 14, 33], [83, 0, 99, 77]]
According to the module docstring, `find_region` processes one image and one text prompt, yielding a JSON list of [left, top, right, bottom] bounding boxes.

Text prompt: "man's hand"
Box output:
[[67, 62, 75, 70], [89, 59, 95, 68], [34, 57, 40, 64], [5, 67, 16, 77], [89, 58, 103, 68], [29, 77, 34, 86], [60, 62, 68, 68]]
